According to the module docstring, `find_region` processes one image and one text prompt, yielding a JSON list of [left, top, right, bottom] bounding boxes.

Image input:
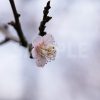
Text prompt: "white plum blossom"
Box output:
[[31, 34, 56, 67]]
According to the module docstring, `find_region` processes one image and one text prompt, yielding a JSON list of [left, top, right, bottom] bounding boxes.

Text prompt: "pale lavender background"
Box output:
[[0, 0, 100, 100]]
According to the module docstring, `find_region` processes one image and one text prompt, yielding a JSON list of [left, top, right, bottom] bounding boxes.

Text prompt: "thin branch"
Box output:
[[0, 38, 10, 45], [8, 0, 28, 47], [0, 24, 20, 44], [0, 37, 19, 45], [28, 44, 33, 59], [39, 1, 52, 36]]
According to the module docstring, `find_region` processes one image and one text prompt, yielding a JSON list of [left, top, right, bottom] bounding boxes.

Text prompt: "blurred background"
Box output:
[[0, 0, 100, 100]]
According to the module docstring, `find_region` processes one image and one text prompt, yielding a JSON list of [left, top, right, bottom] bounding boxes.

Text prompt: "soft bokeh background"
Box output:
[[0, 0, 100, 100]]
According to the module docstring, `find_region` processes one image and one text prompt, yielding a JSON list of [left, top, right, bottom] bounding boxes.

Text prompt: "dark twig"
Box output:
[[39, 1, 52, 36], [28, 44, 33, 59], [0, 24, 20, 45], [8, 0, 28, 47], [0, 37, 19, 45], [0, 38, 10, 45]]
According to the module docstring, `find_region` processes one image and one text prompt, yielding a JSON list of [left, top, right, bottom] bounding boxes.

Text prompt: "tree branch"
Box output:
[[39, 1, 52, 36], [0, 24, 20, 45], [0, 37, 19, 45], [8, 0, 28, 47], [0, 38, 10, 45]]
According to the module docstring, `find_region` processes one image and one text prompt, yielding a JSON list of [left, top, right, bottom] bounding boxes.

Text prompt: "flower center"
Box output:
[[37, 43, 56, 60]]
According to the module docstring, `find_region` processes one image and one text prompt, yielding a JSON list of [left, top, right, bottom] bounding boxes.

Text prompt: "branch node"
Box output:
[[17, 13, 20, 17], [8, 21, 16, 28]]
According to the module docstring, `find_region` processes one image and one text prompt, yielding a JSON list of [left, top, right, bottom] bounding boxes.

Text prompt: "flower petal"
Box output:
[[43, 34, 55, 45], [36, 56, 47, 67], [32, 35, 42, 47]]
